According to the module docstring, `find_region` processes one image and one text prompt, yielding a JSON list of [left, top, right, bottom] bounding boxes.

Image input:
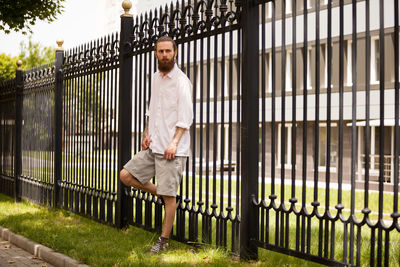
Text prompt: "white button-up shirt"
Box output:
[[146, 64, 193, 156]]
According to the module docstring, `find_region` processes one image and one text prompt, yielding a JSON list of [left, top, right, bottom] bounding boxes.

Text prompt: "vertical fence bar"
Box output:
[[377, 0, 385, 265], [301, 0, 308, 254], [393, 0, 400, 228], [270, 0, 276, 248], [290, 2, 297, 246], [280, 0, 286, 248], [349, 0, 357, 264], [235, 6, 241, 254], [116, 4, 133, 229], [14, 61, 23, 203], [261, 0, 266, 246], [54, 43, 64, 208], [240, 0, 259, 260], [325, 0, 332, 259]]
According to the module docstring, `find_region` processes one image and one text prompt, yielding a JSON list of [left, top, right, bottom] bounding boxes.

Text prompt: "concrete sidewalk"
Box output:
[[0, 237, 54, 267], [0, 227, 88, 267]]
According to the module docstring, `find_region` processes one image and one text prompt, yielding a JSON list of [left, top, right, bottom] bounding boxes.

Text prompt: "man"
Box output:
[[119, 36, 193, 254]]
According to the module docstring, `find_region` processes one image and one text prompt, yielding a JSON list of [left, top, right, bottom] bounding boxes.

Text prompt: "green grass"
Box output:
[[14, 149, 400, 266], [0, 193, 324, 267]]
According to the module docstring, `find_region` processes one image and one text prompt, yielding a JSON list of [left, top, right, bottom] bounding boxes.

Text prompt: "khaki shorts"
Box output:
[[123, 149, 186, 197]]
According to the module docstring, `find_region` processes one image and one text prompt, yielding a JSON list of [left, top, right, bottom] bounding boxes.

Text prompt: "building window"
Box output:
[[285, 0, 292, 14], [319, 125, 338, 168], [196, 62, 215, 100], [196, 59, 238, 100], [195, 63, 207, 100], [301, 0, 312, 11], [285, 50, 292, 92], [194, 125, 205, 160], [371, 36, 380, 84], [278, 124, 292, 166], [266, 1, 273, 19], [217, 124, 229, 161], [320, 0, 328, 6], [305, 47, 312, 90], [260, 52, 272, 95], [232, 58, 239, 97], [321, 43, 327, 88], [321, 43, 332, 88], [267, 52, 272, 92], [346, 40, 353, 86]]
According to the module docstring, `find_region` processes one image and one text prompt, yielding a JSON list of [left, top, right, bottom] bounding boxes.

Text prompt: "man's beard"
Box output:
[[158, 57, 175, 72]]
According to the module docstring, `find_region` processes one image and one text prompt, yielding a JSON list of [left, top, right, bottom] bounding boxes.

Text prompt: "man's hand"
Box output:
[[142, 135, 151, 150], [164, 141, 177, 160]]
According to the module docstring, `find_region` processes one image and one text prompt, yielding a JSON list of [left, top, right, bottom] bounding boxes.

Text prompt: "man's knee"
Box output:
[[162, 196, 176, 206], [120, 169, 132, 185]]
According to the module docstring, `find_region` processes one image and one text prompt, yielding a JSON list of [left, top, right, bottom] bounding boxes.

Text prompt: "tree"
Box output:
[[0, 0, 65, 34], [19, 36, 55, 70], [0, 37, 55, 81], [0, 53, 18, 81]]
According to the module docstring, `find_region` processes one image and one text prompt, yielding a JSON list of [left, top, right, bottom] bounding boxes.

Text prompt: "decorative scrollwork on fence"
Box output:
[[23, 62, 56, 94], [130, 0, 241, 54], [63, 32, 120, 78]]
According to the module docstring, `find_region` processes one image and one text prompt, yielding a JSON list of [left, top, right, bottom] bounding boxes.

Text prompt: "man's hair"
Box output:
[[155, 36, 177, 51]]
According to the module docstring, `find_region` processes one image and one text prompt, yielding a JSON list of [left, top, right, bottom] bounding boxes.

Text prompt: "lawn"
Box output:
[[13, 150, 400, 266], [0, 193, 324, 267]]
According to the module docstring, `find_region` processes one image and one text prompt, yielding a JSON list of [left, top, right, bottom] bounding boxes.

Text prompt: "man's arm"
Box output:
[[142, 117, 151, 150], [164, 127, 186, 160]]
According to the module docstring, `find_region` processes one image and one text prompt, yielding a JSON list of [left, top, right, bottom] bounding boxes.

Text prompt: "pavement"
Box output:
[[0, 237, 54, 267], [0, 227, 88, 267]]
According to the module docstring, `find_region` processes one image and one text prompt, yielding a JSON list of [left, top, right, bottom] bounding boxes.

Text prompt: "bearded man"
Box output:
[[119, 36, 193, 253]]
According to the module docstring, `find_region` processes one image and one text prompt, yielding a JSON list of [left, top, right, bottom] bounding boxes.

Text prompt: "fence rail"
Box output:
[[0, 0, 400, 266]]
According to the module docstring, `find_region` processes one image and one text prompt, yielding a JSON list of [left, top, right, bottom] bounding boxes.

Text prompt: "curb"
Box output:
[[0, 226, 89, 267]]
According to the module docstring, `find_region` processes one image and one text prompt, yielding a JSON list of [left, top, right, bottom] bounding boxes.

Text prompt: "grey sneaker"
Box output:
[[149, 237, 169, 254]]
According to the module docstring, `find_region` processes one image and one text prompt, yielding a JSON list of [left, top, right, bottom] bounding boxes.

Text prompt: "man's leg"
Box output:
[[120, 169, 157, 196], [161, 196, 177, 238], [148, 195, 176, 254]]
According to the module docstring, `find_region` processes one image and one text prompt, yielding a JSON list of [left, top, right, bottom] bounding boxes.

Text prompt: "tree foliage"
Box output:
[[19, 37, 55, 70], [0, 37, 55, 81], [0, 53, 18, 81], [0, 0, 65, 34]]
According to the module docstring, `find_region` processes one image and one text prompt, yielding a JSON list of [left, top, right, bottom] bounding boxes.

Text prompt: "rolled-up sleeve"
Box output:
[[176, 78, 193, 129]]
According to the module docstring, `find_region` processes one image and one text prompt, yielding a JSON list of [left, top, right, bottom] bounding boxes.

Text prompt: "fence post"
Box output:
[[116, 0, 133, 229], [54, 40, 64, 208], [14, 60, 23, 203], [240, 0, 259, 260]]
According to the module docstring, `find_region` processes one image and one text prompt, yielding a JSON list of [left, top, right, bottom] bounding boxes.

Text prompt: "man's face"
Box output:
[[155, 41, 177, 73]]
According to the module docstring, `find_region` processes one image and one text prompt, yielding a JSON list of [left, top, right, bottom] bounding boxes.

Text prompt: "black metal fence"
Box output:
[[251, 0, 400, 266], [20, 63, 56, 206], [0, 78, 16, 197], [0, 0, 400, 266], [61, 36, 120, 224]]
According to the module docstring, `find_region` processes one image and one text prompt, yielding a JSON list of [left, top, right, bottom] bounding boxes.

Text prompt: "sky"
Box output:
[[0, 0, 172, 57], [0, 0, 181, 56], [0, 0, 107, 56]]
